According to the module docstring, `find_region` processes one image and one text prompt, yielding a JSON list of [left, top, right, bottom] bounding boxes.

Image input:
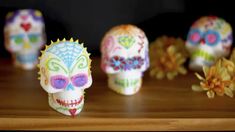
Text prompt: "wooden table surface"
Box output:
[[0, 57, 235, 131]]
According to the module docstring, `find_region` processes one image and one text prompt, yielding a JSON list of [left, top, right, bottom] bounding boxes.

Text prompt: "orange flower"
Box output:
[[229, 48, 235, 91], [149, 36, 188, 80], [192, 58, 234, 98]]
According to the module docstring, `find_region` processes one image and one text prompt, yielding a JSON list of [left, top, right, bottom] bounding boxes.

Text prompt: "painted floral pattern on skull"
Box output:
[[101, 24, 149, 95]]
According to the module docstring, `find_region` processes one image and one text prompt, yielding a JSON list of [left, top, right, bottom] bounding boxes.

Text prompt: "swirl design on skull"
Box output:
[[46, 58, 68, 74], [75, 55, 88, 69]]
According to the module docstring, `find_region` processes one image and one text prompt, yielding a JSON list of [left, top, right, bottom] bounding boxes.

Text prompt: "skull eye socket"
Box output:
[[50, 75, 69, 89], [71, 74, 88, 87], [28, 33, 39, 43], [110, 56, 125, 71], [131, 56, 144, 69], [188, 29, 201, 44], [204, 30, 220, 46], [11, 34, 24, 45]]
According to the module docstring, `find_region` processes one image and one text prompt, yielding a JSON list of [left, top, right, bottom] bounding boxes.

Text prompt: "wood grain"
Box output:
[[0, 57, 235, 130]]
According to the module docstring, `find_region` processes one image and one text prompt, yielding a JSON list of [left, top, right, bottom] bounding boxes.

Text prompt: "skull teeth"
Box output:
[[56, 96, 83, 107]]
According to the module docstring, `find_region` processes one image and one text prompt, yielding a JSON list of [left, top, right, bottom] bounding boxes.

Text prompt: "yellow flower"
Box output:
[[230, 48, 235, 64], [192, 58, 234, 98], [229, 48, 235, 90], [149, 36, 188, 80]]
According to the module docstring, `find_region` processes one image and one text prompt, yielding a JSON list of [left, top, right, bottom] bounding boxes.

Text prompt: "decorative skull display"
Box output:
[[39, 38, 92, 116], [186, 16, 233, 71], [4, 9, 46, 70], [101, 24, 149, 95]]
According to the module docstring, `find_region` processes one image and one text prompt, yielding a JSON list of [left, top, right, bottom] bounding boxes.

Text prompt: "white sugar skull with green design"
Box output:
[[4, 9, 46, 70], [101, 24, 149, 95], [186, 16, 233, 71], [39, 39, 92, 116]]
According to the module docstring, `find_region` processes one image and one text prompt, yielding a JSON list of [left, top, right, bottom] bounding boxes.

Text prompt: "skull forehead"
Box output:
[[101, 24, 149, 73], [6, 9, 44, 22], [107, 24, 143, 35], [191, 16, 232, 36], [16, 9, 32, 15], [5, 9, 44, 31], [44, 41, 83, 68], [102, 24, 148, 56], [187, 16, 232, 43]]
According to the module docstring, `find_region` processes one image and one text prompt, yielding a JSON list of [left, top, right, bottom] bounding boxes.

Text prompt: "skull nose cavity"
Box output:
[[23, 42, 31, 49], [200, 38, 205, 44], [66, 83, 74, 91]]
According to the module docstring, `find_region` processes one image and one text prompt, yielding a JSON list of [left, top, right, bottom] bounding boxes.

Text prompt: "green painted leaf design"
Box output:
[[71, 55, 88, 73], [46, 58, 68, 74], [118, 36, 135, 49]]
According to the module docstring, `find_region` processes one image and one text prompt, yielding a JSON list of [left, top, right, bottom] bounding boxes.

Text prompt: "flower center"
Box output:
[[205, 76, 224, 91], [114, 61, 121, 66]]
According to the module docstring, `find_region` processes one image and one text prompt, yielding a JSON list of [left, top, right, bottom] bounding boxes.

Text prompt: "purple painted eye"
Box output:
[[71, 74, 88, 87], [50, 75, 69, 89]]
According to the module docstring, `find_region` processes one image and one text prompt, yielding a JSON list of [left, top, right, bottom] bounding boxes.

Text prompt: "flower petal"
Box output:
[[167, 72, 175, 80], [178, 57, 186, 65], [200, 82, 209, 90], [202, 66, 209, 77], [223, 58, 234, 67], [156, 71, 165, 79], [150, 70, 156, 77], [192, 85, 204, 92], [215, 89, 224, 96], [207, 90, 215, 99], [178, 67, 187, 74], [224, 87, 234, 98], [229, 83, 235, 91], [220, 70, 231, 81], [215, 59, 222, 72], [195, 73, 205, 81]]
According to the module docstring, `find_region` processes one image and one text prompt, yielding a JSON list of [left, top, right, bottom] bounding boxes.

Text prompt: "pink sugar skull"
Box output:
[[39, 39, 92, 116], [186, 16, 233, 71], [101, 24, 149, 95], [4, 9, 46, 70]]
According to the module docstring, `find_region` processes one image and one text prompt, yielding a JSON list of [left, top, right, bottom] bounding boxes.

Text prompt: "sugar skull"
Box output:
[[39, 38, 92, 116], [4, 9, 46, 70], [101, 24, 149, 95], [186, 16, 233, 71]]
